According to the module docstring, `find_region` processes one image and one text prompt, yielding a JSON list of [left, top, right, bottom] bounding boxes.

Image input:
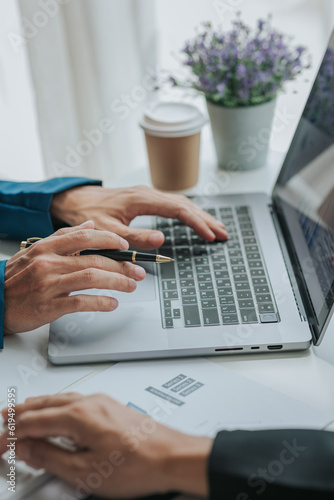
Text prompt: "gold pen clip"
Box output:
[[20, 237, 43, 251]]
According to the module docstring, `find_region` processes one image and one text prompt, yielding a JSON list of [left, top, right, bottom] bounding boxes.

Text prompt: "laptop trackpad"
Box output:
[[106, 262, 156, 303]]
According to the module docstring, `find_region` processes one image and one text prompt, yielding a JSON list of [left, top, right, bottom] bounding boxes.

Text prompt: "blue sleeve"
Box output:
[[0, 177, 102, 348], [0, 177, 102, 240], [0, 260, 7, 349]]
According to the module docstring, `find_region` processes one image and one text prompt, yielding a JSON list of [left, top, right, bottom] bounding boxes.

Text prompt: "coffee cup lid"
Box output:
[[140, 101, 207, 137]]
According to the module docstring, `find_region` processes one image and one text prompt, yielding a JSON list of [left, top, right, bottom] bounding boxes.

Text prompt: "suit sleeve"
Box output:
[[0, 177, 102, 240], [209, 429, 334, 500], [0, 176, 102, 348]]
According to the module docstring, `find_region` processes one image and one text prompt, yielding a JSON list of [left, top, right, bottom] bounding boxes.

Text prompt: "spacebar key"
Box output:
[[183, 305, 201, 327]]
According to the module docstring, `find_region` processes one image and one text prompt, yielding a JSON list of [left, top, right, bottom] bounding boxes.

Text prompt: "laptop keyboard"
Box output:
[[156, 206, 279, 329]]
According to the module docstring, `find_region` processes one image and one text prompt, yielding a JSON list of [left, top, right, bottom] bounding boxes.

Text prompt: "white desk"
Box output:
[[1, 150, 334, 499]]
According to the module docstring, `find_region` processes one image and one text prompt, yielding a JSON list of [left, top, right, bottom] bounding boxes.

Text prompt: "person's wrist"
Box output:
[[50, 187, 85, 227], [50, 189, 73, 226], [158, 432, 213, 497], [50, 185, 104, 227]]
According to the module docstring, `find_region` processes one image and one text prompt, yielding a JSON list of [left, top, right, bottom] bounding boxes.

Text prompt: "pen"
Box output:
[[75, 249, 173, 263], [20, 238, 173, 264]]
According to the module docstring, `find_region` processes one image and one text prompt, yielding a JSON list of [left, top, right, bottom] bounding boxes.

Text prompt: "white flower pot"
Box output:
[[206, 98, 277, 170]]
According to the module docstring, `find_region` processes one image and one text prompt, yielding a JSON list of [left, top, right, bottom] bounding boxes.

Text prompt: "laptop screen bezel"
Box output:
[[271, 33, 334, 346]]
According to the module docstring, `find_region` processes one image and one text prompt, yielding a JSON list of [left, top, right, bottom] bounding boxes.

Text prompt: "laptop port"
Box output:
[[251, 346, 260, 350], [215, 347, 243, 352], [267, 345, 283, 350]]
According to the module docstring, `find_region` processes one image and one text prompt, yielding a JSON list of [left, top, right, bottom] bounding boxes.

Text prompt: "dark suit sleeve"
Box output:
[[209, 429, 334, 500], [0, 176, 102, 348], [0, 177, 102, 240]]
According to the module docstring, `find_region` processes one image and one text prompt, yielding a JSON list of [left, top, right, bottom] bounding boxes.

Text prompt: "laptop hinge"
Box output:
[[269, 204, 308, 323]]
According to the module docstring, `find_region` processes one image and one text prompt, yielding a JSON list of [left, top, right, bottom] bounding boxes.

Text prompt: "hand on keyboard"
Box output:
[[51, 185, 229, 249]]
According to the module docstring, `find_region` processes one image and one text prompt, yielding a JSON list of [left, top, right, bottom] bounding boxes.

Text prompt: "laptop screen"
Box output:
[[273, 32, 334, 343]]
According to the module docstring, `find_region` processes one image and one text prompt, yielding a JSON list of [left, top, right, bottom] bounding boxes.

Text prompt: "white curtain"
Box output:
[[17, 0, 334, 183], [19, 0, 156, 182]]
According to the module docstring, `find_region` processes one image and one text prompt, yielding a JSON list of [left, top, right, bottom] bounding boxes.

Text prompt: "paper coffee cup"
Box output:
[[140, 101, 207, 191]]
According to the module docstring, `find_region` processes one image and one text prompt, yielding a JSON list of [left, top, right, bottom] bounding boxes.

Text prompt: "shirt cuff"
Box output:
[[0, 260, 8, 349], [0, 177, 102, 240]]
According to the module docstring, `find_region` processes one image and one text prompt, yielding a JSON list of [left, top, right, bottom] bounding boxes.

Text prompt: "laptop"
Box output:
[[49, 32, 334, 364]]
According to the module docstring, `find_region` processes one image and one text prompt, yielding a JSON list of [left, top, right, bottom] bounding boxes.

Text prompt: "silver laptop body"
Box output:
[[49, 34, 334, 364]]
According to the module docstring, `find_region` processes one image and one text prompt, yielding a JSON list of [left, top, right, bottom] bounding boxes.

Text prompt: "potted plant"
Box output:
[[170, 15, 311, 170]]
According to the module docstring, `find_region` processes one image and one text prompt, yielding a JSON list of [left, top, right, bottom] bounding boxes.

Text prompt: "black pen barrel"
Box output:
[[21, 241, 170, 262], [132, 252, 157, 262], [79, 249, 155, 262], [80, 250, 134, 261]]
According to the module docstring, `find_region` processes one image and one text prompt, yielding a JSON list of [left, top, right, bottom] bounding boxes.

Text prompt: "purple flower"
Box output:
[[296, 46, 305, 56], [236, 64, 247, 78], [168, 76, 177, 86], [170, 14, 311, 107], [216, 82, 226, 97]]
